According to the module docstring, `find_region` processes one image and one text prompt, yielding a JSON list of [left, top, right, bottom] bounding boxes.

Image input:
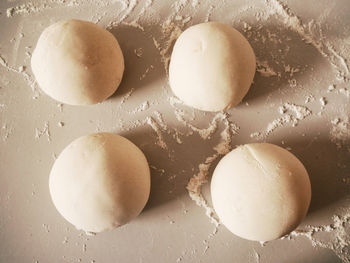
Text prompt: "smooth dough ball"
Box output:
[[31, 19, 124, 105], [169, 22, 256, 112], [49, 133, 150, 233], [211, 143, 311, 242]]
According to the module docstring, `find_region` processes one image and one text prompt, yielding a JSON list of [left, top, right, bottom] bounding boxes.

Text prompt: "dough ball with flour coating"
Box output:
[[211, 143, 311, 242], [169, 22, 256, 111], [31, 19, 124, 105], [49, 133, 150, 233]]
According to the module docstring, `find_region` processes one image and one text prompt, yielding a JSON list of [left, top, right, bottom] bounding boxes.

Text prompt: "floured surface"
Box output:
[[0, 0, 349, 262]]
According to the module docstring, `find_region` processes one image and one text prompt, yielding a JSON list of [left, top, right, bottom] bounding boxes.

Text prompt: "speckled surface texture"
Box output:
[[0, 0, 349, 262]]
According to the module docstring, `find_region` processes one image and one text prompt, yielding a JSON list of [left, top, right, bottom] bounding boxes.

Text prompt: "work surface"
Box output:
[[0, 0, 349, 262]]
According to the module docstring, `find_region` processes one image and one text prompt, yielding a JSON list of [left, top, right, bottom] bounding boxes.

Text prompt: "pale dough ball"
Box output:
[[169, 22, 256, 111], [31, 19, 124, 105], [49, 133, 150, 233], [211, 143, 311, 242]]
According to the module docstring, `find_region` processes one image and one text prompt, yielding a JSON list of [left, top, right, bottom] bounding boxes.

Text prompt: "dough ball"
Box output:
[[31, 19, 124, 105], [211, 143, 311, 242], [169, 22, 256, 112], [49, 133, 150, 233]]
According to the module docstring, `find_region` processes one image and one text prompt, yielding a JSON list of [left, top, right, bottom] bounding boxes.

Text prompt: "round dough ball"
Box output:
[[211, 143, 311, 242], [49, 133, 150, 233], [169, 22, 256, 112], [31, 19, 124, 105]]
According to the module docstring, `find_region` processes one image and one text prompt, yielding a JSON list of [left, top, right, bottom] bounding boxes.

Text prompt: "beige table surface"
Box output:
[[0, 0, 349, 262]]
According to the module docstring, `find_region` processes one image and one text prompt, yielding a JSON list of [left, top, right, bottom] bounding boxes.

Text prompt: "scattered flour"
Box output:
[[305, 94, 315, 104], [191, 0, 199, 8], [144, 116, 167, 149], [1, 0, 350, 261], [1, 123, 14, 141], [119, 88, 135, 105], [204, 5, 215, 22], [139, 65, 154, 80], [153, 23, 182, 72], [284, 64, 300, 77], [6, 2, 49, 17], [186, 114, 239, 228], [62, 236, 69, 244], [117, 0, 137, 23], [105, 0, 137, 28], [135, 0, 153, 21], [251, 103, 312, 139], [285, 212, 350, 263], [0, 54, 20, 73], [57, 103, 63, 112], [0, 54, 39, 98], [35, 121, 51, 142], [338, 88, 350, 98], [327, 84, 336, 93], [330, 117, 350, 148], [256, 59, 278, 77], [264, 0, 350, 82], [129, 101, 150, 113], [319, 97, 327, 108], [186, 153, 220, 227]]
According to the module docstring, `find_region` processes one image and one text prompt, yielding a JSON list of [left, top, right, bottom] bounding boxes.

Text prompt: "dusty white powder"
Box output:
[[251, 103, 312, 139], [0, 54, 19, 73], [35, 121, 51, 142], [153, 110, 184, 145], [57, 103, 63, 112], [119, 88, 135, 105], [327, 84, 336, 92], [129, 101, 150, 113], [285, 212, 350, 263], [174, 111, 234, 140], [120, 20, 145, 32], [265, 0, 350, 82], [145, 116, 167, 149], [186, 153, 220, 227], [256, 59, 278, 77], [338, 88, 350, 98], [118, 0, 137, 22], [134, 0, 153, 21], [154, 23, 183, 71], [6, 3, 49, 17], [330, 117, 350, 148], [150, 165, 166, 176], [304, 94, 315, 104], [203, 5, 214, 22], [319, 97, 327, 107], [139, 65, 154, 80], [1, 123, 14, 141], [0, 54, 39, 98], [166, 95, 243, 228], [284, 64, 300, 77], [1, 0, 349, 260], [186, 114, 239, 228]]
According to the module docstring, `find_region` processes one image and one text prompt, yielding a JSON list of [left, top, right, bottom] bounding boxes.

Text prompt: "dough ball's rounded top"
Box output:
[[211, 143, 311, 242], [49, 133, 150, 233], [169, 21, 256, 112], [31, 19, 124, 105]]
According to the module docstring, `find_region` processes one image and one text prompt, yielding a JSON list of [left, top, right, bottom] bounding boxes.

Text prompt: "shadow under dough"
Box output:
[[242, 23, 325, 106], [107, 23, 165, 101], [268, 132, 350, 214]]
